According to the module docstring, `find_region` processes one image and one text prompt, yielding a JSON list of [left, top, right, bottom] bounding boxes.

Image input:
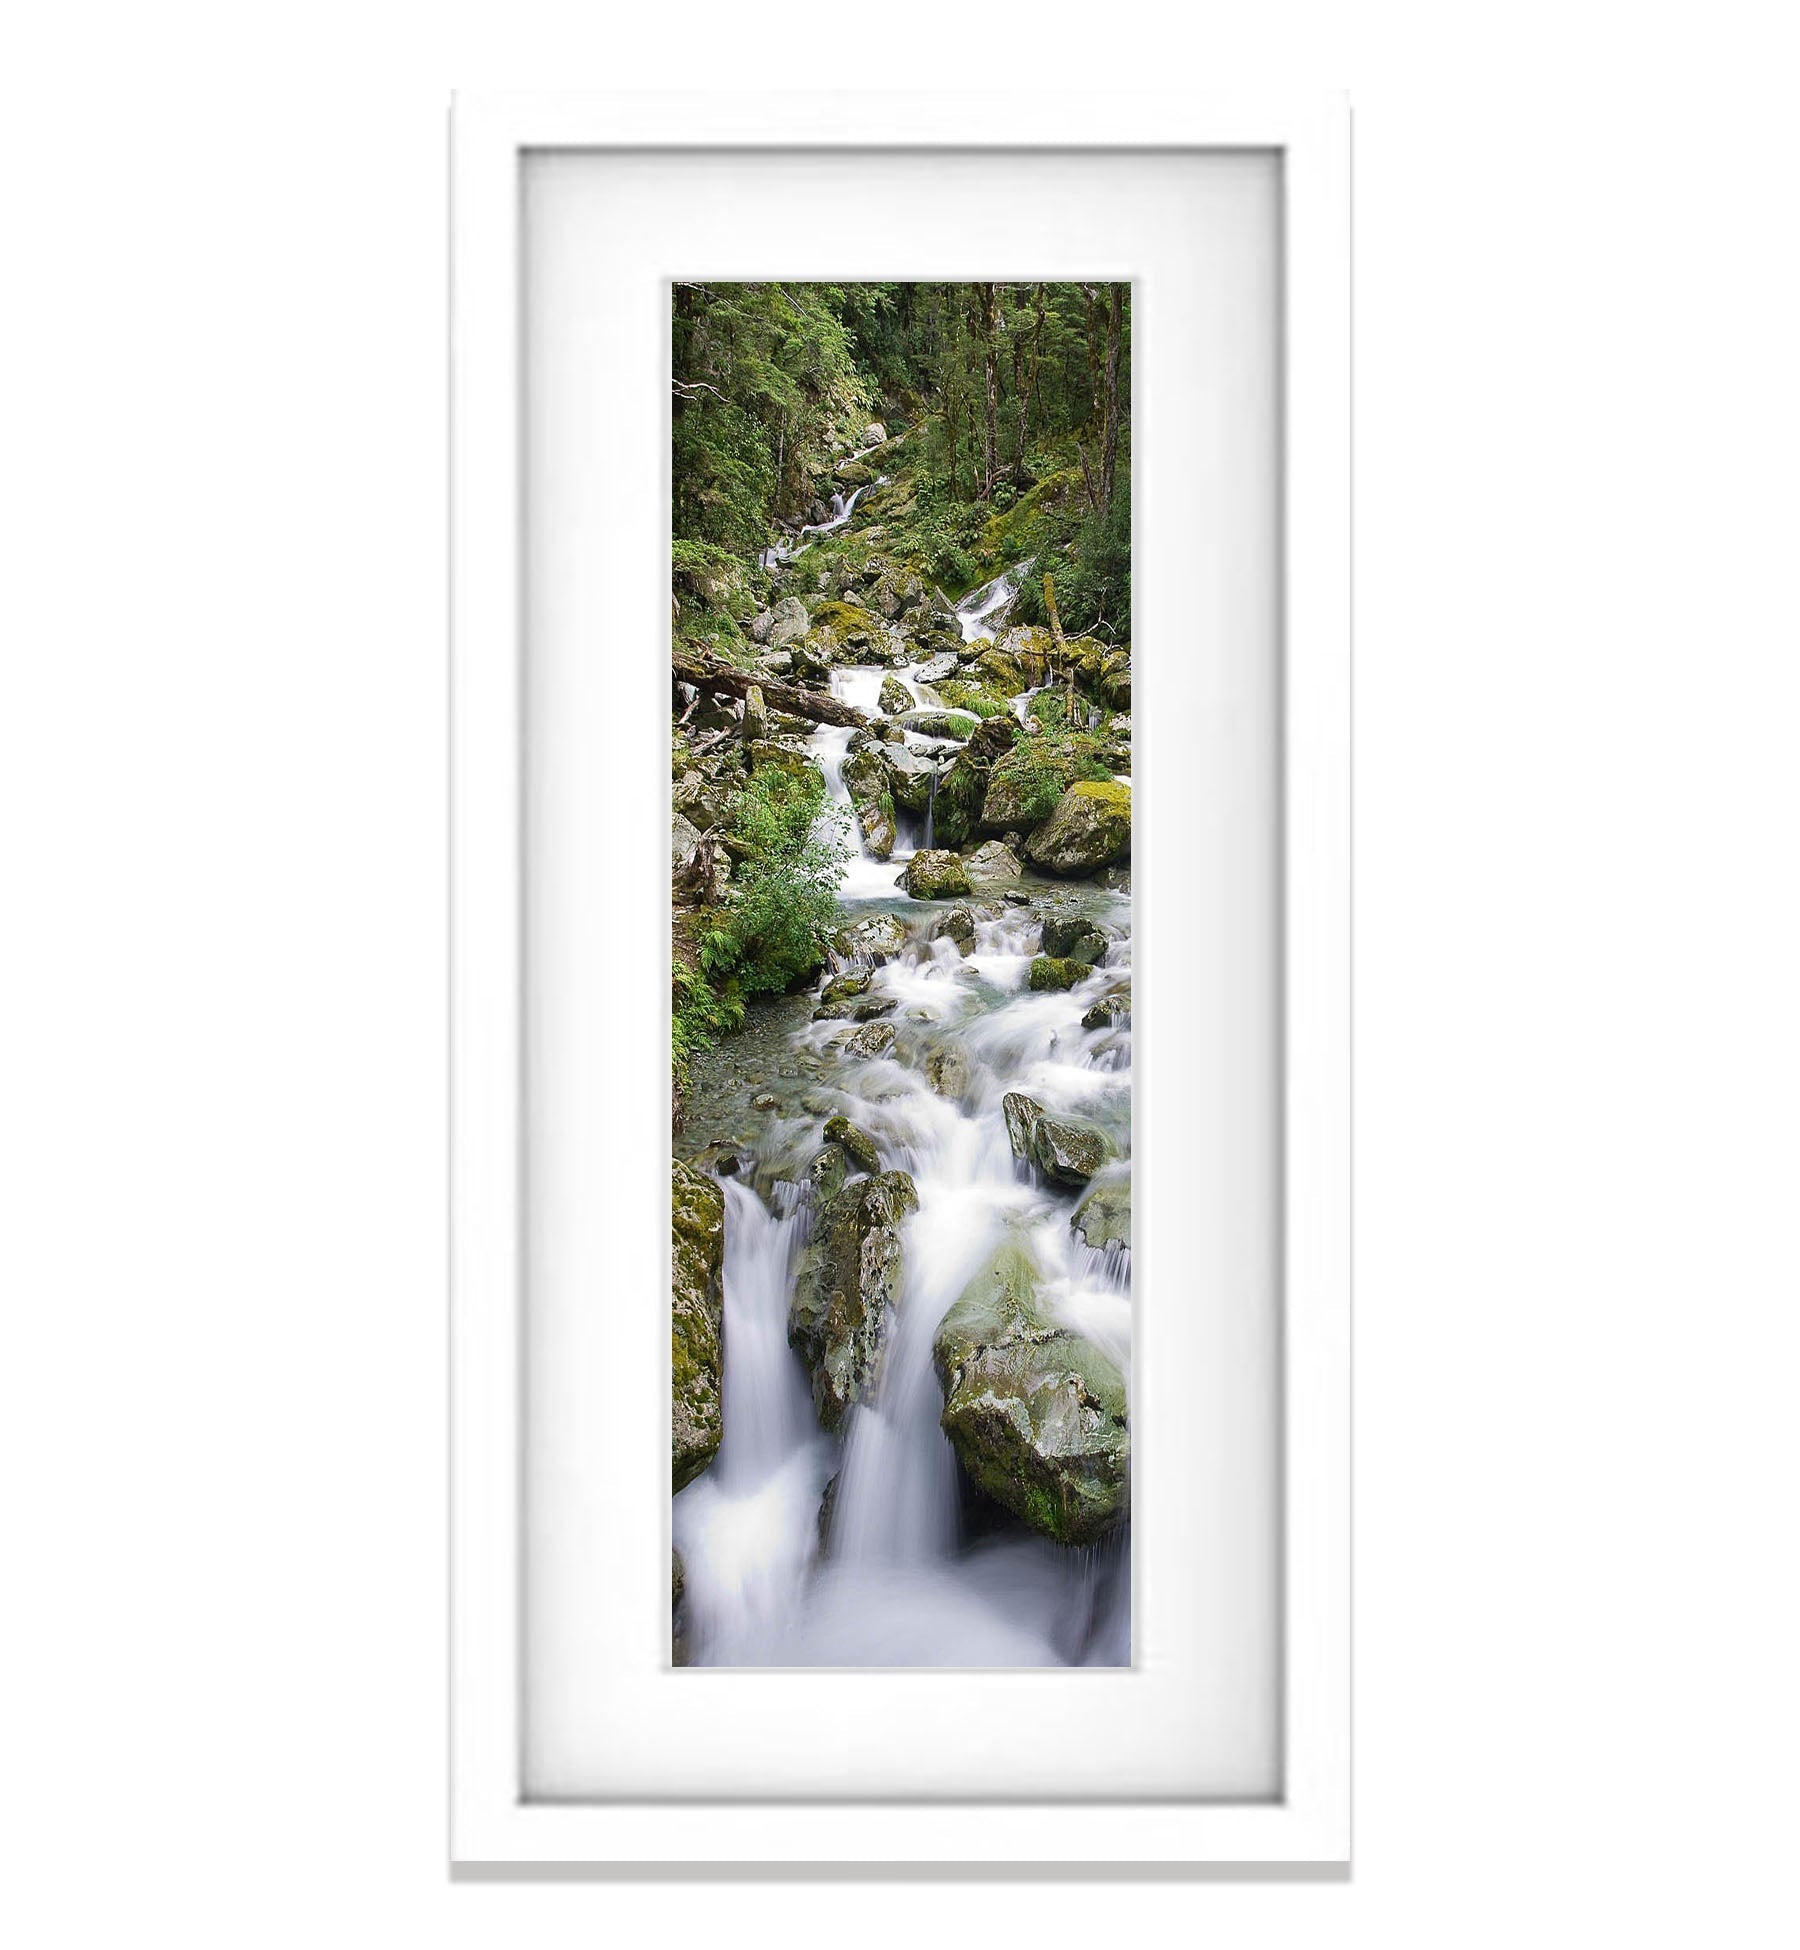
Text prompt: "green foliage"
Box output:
[[990, 733, 1115, 825], [709, 765, 851, 997]]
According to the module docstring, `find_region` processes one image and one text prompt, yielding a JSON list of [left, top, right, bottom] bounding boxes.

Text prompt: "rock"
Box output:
[[817, 1472, 841, 1555], [930, 906, 976, 951], [982, 741, 1099, 833], [924, 1043, 971, 1100], [671, 1162, 726, 1491], [932, 1237, 1129, 1546], [878, 675, 913, 717], [881, 742, 939, 815], [972, 645, 1026, 695], [1071, 1171, 1131, 1253], [860, 421, 887, 446], [741, 683, 768, 742], [671, 810, 705, 869], [1025, 781, 1131, 877], [1028, 954, 1088, 991], [823, 1114, 880, 1174], [819, 969, 873, 1007], [914, 651, 960, 684], [750, 1091, 778, 1111], [963, 839, 1023, 886], [807, 1143, 849, 1203], [1039, 912, 1107, 966], [789, 1169, 919, 1428], [1002, 1091, 1114, 1188], [842, 1018, 899, 1060], [833, 912, 909, 966], [1082, 990, 1131, 1030], [749, 609, 774, 644], [903, 849, 973, 900], [767, 595, 810, 647], [898, 708, 981, 740], [839, 744, 897, 859], [746, 738, 815, 784]]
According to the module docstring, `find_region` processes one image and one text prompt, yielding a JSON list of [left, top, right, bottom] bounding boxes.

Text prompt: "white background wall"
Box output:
[[3, 6, 1797, 1943]]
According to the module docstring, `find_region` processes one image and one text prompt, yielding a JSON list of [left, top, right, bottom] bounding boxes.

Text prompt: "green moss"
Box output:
[[932, 679, 1009, 718]]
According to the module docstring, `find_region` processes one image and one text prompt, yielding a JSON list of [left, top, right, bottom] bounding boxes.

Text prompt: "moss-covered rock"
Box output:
[[930, 906, 977, 951], [823, 1114, 881, 1174], [832, 912, 909, 966], [789, 1169, 920, 1429], [671, 1161, 726, 1491], [1001, 1090, 1115, 1188], [1040, 912, 1108, 966], [903, 849, 973, 900], [839, 744, 897, 859], [1025, 780, 1131, 877], [1028, 953, 1089, 992], [880, 742, 939, 815], [982, 737, 1110, 832], [1081, 988, 1131, 1030], [766, 595, 809, 647], [842, 1018, 898, 1061], [932, 678, 1011, 718], [878, 674, 913, 716], [932, 1237, 1129, 1546], [1071, 1170, 1131, 1253], [964, 839, 1023, 887], [898, 708, 981, 741]]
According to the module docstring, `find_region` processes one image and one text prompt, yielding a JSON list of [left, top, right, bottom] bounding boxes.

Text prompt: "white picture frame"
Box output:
[[451, 91, 1350, 1867]]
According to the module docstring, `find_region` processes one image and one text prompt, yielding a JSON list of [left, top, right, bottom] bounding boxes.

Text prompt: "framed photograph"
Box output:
[[451, 92, 1349, 1865]]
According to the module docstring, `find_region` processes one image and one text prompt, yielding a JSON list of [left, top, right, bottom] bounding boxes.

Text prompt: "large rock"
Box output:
[[1071, 1170, 1131, 1253], [914, 651, 961, 684], [823, 1114, 881, 1174], [964, 839, 1023, 886], [932, 1237, 1129, 1546], [880, 742, 939, 814], [1081, 988, 1131, 1030], [1040, 911, 1107, 966], [899, 708, 981, 741], [878, 674, 913, 717], [1002, 1091, 1115, 1188], [924, 715, 1019, 851], [789, 1170, 919, 1429], [767, 595, 810, 647], [839, 745, 897, 859], [832, 911, 909, 966], [903, 849, 973, 900], [982, 739, 1099, 833], [1025, 781, 1131, 877], [671, 1162, 726, 1490], [1028, 954, 1088, 992]]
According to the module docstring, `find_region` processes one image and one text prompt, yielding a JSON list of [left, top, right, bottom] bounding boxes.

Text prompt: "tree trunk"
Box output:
[[672, 650, 869, 729], [1013, 282, 1045, 484], [975, 283, 1000, 499]]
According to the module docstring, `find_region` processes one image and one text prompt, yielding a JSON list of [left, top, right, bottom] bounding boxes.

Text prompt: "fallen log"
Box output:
[[672, 650, 867, 729]]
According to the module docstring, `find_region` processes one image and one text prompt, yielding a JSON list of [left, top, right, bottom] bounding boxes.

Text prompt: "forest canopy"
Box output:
[[671, 281, 1131, 638]]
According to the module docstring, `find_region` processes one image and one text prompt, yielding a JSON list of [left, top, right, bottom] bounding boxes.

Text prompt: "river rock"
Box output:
[[789, 1169, 919, 1429], [932, 1237, 1129, 1546], [833, 912, 909, 966], [823, 1114, 881, 1174], [1082, 989, 1130, 1030], [903, 849, 973, 900], [1071, 1170, 1131, 1253], [671, 1162, 726, 1491], [878, 675, 913, 716], [1028, 954, 1088, 991], [881, 742, 939, 814], [1025, 780, 1131, 877], [749, 608, 774, 644], [930, 906, 976, 951], [923, 1043, 972, 1100], [860, 421, 887, 446], [842, 1018, 898, 1060], [840, 744, 897, 859], [964, 839, 1023, 886], [899, 708, 980, 740], [819, 969, 872, 1007], [1040, 911, 1107, 965], [1002, 1090, 1114, 1188], [915, 651, 961, 684], [982, 740, 1097, 833], [767, 595, 810, 647]]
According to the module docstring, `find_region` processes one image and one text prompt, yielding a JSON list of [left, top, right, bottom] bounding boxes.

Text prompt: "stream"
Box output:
[[675, 543, 1131, 1667]]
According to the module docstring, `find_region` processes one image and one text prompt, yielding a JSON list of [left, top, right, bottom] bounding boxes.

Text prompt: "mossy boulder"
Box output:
[[832, 912, 909, 966], [880, 743, 939, 814], [925, 715, 1019, 851], [932, 1237, 1129, 1546], [839, 744, 897, 859], [923, 1042, 972, 1100], [842, 1018, 898, 1060], [823, 1114, 881, 1174], [933, 678, 1011, 718], [899, 708, 981, 741], [1071, 1170, 1131, 1253], [789, 1170, 920, 1429], [1025, 780, 1132, 877], [903, 849, 973, 900], [878, 674, 914, 716], [1040, 911, 1108, 966], [964, 839, 1023, 886], [1001, 1091, 1114, 1188], [671, 1162, 726, 1491], [982, 738, 1108, 833], [1028, 954, 1088, 992], [930, 906, 977, 951], [1082, 988, 1131, 1030], [971, 645, 1027, 696], [746, 739, 817, 785]]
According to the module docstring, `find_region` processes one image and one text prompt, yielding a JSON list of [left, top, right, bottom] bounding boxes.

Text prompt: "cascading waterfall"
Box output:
[[677, 453, 1130, 1669]]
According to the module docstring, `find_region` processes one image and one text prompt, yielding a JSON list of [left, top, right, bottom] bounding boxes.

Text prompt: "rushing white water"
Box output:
[[677, 463, 1129, 1669], [675, 903, 1132, 1667]]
